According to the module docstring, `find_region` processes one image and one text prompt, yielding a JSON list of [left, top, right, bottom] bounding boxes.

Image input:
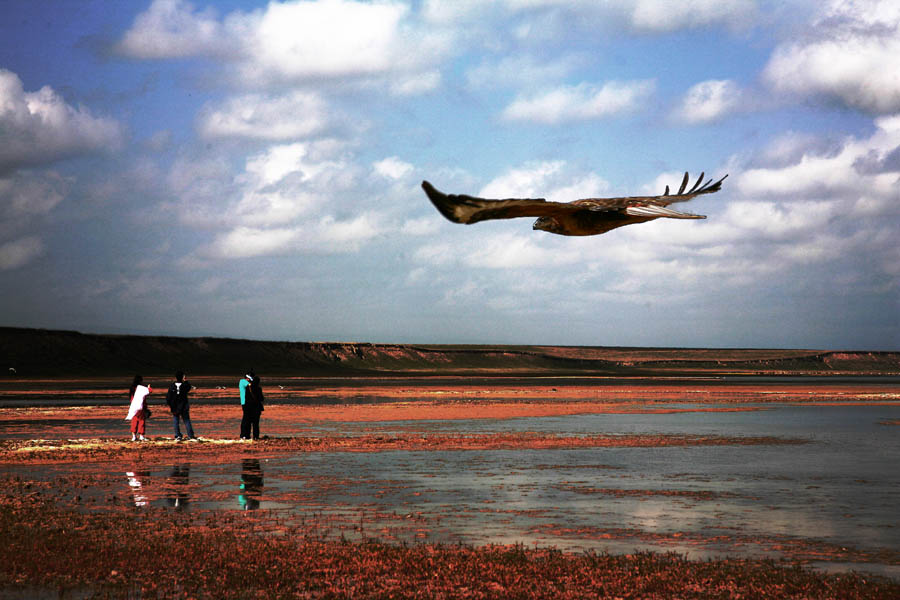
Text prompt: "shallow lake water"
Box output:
[[6, 401, 900, 578]]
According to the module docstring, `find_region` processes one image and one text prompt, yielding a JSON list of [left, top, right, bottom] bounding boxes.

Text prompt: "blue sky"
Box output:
[[1, 0, 898, 349]]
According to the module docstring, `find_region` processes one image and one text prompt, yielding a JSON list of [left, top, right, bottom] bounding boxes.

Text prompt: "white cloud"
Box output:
[[0, 69, 123, 173], [198, 91, 330, 140], [244, 0, 410, 79], [166, 141, 352, 231], [625, 0, 757, 33], [118, 0, 451, 94], [313, 214, 380, 248], [753, 132, 844, 168], [430, 0, 758, 33], [0, 172, 67, 217], [763, 0, 900, 114], [205, 226, 300, 258], [172, 139, 396, 260], [373, 157, 414, 180], [479, 161, 609, 202], [673, 79, 743, 124], [479, 161, 564, 197], [390, 71, 442, 96], [421, 0, 493, 24], [0, 236, 44, 270], [401, 217, 440, 236], [501, 80, 655, 124], [115, 0, 227, 58], [202, 213, 380, 259], [232, 143, 350, 227], [465, 55, 580, 90], [544, 173, 610, 203], [461, 232, 582, 269]]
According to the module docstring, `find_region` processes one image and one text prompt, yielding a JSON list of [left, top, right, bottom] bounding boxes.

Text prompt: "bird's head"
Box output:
[[532, 216, 562, 234]]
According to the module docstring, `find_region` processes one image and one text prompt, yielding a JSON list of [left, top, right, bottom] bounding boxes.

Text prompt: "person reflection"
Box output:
[[238, 458, 263, 510], [125, 470, 149, 507], [165, 464, 191, 510]]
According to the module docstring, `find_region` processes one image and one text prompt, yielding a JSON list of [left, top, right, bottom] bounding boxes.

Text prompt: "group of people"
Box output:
[[125, 370, 265, 441]]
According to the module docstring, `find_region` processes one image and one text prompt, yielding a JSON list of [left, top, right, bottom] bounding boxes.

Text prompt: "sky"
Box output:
[[0, 0, 898, 350]]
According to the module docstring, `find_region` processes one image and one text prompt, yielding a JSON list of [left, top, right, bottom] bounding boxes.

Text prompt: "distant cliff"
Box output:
[[1, 327, 898, 377]]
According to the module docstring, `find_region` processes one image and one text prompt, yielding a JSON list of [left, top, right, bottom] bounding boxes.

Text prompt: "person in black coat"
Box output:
[[240, 371, 264, 440], [166, 371, 197, 441]]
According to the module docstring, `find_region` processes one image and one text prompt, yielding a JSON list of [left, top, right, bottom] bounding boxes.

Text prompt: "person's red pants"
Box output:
[[130, 412, 146, 435]]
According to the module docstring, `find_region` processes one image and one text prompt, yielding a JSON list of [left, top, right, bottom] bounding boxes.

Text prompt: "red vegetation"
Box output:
[[2, 481, 897, 599]]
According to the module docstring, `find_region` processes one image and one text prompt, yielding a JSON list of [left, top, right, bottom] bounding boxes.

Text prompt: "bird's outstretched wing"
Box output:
[[423, 172, 727, 224], [576, 172, 728, 209], [422, 181, 584, 224]]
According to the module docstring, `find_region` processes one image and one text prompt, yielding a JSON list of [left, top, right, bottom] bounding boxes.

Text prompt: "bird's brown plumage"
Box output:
[[422, 172, 727, 236]]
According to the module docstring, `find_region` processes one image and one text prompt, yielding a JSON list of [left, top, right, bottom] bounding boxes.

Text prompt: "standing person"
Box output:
[[125, 375, 151, 442], [166, 371, 197, 441], [239, 371, 264, 440], [248, 371, 264, 440]]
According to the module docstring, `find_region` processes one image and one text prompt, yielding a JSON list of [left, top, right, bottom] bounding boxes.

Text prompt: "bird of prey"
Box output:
[[422, 172, 727, 236]]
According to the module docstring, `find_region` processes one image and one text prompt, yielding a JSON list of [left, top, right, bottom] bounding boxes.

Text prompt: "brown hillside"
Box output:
[[1, 327, 898, 377]]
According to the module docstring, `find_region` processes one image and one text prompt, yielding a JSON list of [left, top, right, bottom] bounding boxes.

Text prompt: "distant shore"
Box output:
[[2, 326, 899, 378]]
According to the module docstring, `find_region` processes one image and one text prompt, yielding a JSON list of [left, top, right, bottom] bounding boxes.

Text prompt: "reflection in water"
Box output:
[[239, 458, 264, 510], [165, 464, 191, 510], [125, 470, 149, 507]]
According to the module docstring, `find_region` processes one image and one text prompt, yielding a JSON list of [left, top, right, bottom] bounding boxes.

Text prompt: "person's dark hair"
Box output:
[[175, 371, 184, 382], [130, 374, 143, 399]]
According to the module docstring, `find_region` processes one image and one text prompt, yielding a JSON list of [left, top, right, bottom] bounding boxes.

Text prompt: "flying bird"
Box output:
[[422, 171, 727, 236]]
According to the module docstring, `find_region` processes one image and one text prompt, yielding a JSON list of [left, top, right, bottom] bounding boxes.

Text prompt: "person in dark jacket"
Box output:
[[239, 370, 264, 440], [166, 370, 197, 441]]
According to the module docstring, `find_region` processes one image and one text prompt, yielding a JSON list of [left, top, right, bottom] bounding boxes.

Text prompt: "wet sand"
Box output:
[[1, 378, 899, 598]]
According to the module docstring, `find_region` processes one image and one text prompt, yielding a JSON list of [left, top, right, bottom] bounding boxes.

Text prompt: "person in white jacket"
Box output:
[[126, 374, 152, 441]]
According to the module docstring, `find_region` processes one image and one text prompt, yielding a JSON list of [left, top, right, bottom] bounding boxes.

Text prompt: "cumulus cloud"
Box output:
[[752, 132, 845, 168], [425, 0, 758, 33], [169, 140, 393, 260], [198, 91, 330, 140], [205, 226, 300, 259], [763, 0, 900, 114], [0, 171, 68, 218], [624, 0, 758, 32], [389, 71, 442, 96], [117, 0, 450, 94], [401, 217, 440, 236], [461, 232, 582, 269], [736, 116, 900, 201], [501, 80, 655, 124], [673, 79, 743, 124], [465, 55, 580, 90], [610, 115, 900, 301], [230, 142, 352, 227], [0, 69, 123, 173], [479, 161, 609, 201], [115, 0, 227, 58], [413, 231, 581, 272], [202, 213, 380, 259], [0, 236, 44, 270], [373, 157, 414, 180]]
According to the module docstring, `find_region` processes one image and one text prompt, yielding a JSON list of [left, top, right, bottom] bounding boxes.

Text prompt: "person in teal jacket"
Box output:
[[239, 373, 251, 439]]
